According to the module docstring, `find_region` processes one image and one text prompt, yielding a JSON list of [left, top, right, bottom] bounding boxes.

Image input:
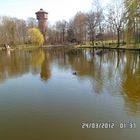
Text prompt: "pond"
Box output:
[[0, 48, 140, 140]]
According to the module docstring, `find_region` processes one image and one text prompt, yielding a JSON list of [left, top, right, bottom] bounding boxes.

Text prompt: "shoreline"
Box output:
[[0, 44, 140, 52]]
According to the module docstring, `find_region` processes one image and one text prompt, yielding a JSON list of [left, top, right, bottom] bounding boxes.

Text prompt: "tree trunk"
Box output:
[[91, 31, 94, 46], [117, 28, 120, 47]]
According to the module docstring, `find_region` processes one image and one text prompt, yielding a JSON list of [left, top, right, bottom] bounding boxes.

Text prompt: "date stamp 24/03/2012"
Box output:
[[81, 122, 136, 129]]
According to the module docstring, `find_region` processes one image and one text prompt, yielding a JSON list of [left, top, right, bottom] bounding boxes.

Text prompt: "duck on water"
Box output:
[[72, 72, 77, 75]]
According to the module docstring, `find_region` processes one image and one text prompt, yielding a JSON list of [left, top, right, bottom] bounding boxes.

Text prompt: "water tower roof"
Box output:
[[36, 8, 48, 14]]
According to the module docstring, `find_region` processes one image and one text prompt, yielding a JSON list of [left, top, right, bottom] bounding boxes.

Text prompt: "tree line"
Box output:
[[0, 0, 139, 47], [48, 0, 140, 47]]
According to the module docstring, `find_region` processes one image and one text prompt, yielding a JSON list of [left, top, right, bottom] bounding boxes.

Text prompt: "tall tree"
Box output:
[[0, 16, 28, 45], [71, 12, 87, 44], [83, 0, 105, 46], [124, 0, 140, 45], [55, 20, 67, 44], [107, 0, 125, 47]]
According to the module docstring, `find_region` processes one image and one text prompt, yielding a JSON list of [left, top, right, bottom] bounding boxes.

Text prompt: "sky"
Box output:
[[0, 0, 110, 25]]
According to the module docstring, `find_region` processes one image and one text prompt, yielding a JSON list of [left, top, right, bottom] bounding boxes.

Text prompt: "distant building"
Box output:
[[35, 8, 48, 42]]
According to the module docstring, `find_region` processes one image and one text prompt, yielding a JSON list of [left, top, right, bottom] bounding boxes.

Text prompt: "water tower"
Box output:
[[35, 8, 48, 40]]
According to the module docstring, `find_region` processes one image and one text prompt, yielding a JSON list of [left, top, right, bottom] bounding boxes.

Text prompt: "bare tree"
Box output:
[[55, 20, 67, 44], [107, 0, 125, 47], [83, 0, 104, 46], [26, 17, 37, 28], [0, 16, 28, 45], [70, 12, 87, 44], [86, 10, 102, 46]]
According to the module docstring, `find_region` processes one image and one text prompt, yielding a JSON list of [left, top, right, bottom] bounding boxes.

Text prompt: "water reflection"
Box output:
[[122, 53, 140, 114], [0, 49, 50, 82], [0, 49, 140, 114], [40, 57, 51, 81]]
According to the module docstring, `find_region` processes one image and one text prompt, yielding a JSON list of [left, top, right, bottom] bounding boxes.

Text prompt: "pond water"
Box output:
[[0, 48, 140, 140]]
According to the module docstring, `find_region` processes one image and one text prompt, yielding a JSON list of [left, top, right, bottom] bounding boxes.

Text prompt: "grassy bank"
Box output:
[[0, 44, 41, 51], [0, 43, 140, 52]]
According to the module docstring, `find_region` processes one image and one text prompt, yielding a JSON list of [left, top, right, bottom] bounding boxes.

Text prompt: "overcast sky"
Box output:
[[0, 0, 110, 24]]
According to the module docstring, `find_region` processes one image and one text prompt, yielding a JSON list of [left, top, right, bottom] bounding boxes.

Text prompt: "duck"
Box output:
[[72, 72, 77, 75]]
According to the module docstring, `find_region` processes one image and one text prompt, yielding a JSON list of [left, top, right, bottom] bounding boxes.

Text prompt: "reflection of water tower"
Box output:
[[35, 8, 48, 41]]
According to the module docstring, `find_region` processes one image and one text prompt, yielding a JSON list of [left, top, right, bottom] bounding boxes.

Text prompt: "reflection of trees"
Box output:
[[31, 49, 45, 75], [31, 49, 45, 68], [0, 49, 51, 83], [67, 50, 140, 113], [67, 50, 121, 94], [66, 50, 105, 94], [40, 56, 51, 81], [122, 52, 140, 113], [68, 51, 96, 76], [0, 50, 31, 82], [42, 50, 140, 113], [1, 48, 140, 114], [45, 49, 71, 70]]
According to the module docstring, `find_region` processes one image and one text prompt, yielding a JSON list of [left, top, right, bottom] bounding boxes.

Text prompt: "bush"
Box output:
[[28, 28, 44, 46]]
